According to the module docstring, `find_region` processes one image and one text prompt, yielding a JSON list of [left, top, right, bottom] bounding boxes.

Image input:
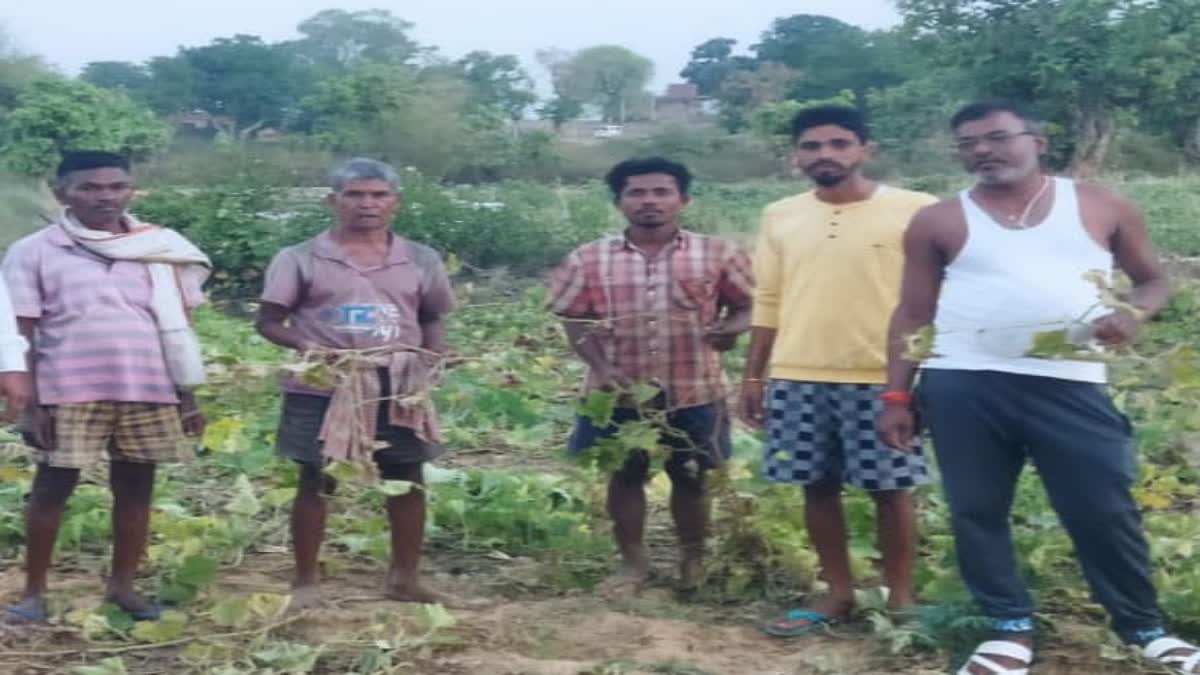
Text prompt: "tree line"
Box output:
[[2, 1, 1199, 180]]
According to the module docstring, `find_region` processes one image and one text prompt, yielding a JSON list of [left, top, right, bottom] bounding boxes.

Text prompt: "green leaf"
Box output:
[[1027, 329, 1085, 360], [631, 382, 662, 405], [265, 487, 297, 508], [161, 554, 220, 603], [578, 390, 617, 428]]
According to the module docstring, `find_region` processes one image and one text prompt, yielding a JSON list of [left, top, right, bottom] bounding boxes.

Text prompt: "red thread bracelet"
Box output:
[[880, 390, 914, 406]]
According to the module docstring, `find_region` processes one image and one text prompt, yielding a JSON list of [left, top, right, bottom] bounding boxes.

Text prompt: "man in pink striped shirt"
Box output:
[[2, 151, 206, 624]]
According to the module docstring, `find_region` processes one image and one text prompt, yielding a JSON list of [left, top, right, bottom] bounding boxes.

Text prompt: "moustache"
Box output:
[[806, 161, 846, 173]]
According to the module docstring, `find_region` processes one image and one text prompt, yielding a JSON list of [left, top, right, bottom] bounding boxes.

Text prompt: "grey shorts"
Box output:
[[763, 380, 929, 491], [276, 393, 443, 467]]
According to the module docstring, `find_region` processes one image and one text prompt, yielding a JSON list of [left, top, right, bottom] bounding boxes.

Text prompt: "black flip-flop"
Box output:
[[113, 599, 167, 622]]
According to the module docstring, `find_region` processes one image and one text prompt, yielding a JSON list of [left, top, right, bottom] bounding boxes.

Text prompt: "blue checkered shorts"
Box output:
[[763, 380, 929, 491]]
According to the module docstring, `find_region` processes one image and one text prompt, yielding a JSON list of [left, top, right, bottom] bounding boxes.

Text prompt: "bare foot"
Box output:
[[2, 596, 48, 624], [383, 570, 478, 608], [961, 634, 1034, 675], [597, 563, 649, 600], [678, 555, 705, 592], [287, 583, 326, 612], [885, 593, 920, 623]]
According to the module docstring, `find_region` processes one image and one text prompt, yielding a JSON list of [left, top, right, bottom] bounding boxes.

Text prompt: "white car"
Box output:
[[592, 125, 624, 138]]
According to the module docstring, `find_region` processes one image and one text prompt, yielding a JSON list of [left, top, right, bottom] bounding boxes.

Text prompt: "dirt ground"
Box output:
[[0, 520, 1163, 675], [0, 434, 1183, 674]]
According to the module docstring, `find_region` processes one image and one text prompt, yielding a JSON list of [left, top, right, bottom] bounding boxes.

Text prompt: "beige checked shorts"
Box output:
[[26, 402, 195, 469]]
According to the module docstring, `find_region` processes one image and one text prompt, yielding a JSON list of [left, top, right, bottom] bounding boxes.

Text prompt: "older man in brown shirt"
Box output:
[[256, 158, 455, 610]]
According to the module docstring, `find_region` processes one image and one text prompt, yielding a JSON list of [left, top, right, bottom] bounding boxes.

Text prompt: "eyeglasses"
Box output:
[[953, 131, 1037, 152]]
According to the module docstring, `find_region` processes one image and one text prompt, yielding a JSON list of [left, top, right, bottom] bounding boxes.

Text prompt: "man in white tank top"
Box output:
[[879, 100, 1198, 675]]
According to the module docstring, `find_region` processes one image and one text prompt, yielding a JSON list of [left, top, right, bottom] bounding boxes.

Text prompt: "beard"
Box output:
[[805, 160, 855, 188], [811, 172, 847, 187]]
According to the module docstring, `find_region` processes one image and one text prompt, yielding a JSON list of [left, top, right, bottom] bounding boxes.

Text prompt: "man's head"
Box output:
[[54, 151, 135, 226], [605, 157, 692, 230], [790, 105, 873, 188], [328, 158, 402, 232], [951, 100, 1047, 186]]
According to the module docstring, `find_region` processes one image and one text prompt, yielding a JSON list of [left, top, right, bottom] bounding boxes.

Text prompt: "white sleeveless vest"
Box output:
[[924, 177, 1112, 383]]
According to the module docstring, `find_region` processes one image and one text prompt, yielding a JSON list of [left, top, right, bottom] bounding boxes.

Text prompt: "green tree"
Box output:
[[747, 92, 856, 151], [752, 14, 900, 99], [680, 38, 755, 98], [170, 35, 308, 131], [895, 0, 1197, 175], [291, 9, 422, 72], [454, 51, 537, 121], [143, 55, 199, 116], [300, 62, 420, 149], [0, 78, 169, 176], [537, 96, 584, 132], [1124, 0, 1200, 160], [0, 26, 50, 110], [557, 46, 654, 123], [716, 63, 803, 132], [80, 61, 152, 101], [536, 48, 584, 130]]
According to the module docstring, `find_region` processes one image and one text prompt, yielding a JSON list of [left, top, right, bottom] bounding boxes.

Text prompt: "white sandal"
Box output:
[[1144, 637, 1200, 674], [957, 640, 1033, 675]]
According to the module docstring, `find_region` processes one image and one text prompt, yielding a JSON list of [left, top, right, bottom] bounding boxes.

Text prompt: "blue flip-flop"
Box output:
[[760, 609, 836, 638], [4, 604, 49, 624]]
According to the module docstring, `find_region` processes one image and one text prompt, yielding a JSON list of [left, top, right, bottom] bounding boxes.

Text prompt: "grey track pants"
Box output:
[[919, 368, 1163, 641]]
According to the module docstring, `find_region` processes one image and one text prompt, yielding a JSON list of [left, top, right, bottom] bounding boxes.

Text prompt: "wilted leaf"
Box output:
[[418, 603, 456, 632], [130, 610, 189, 643], [254, 641, 323, 673], [73, 658, 129, 675], [211, 592, 289, 628], [377, 480, 419, 497], [902, 325, 938, 361], [227, 474, 261, 516]]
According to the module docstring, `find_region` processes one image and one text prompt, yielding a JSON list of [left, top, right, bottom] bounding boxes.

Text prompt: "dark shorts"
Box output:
[[763, 380, 929, 491], [569, 401, 731, 471], [276, 393, 443, 467]]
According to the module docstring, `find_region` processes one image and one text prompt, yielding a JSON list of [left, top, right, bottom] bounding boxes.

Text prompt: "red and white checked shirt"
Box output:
[[548, 230, 754, 409]]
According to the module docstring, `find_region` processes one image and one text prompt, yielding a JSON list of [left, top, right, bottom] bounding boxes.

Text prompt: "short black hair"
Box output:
[[790, 105, 870, 144], [950, 100, 1040, 131], [56, 150, 131, 179], [605, 157, 692, 197]]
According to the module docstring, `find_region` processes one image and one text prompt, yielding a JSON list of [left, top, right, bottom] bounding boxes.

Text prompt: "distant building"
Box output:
[[654, 83, 714, 123], [170, 110, 237, 140]]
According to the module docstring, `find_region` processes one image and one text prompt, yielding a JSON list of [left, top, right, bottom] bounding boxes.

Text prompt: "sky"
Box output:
[[3, 0, 900, 93]]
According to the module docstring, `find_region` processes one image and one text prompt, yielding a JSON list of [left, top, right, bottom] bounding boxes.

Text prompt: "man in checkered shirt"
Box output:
[[548, 157, 754, 596]]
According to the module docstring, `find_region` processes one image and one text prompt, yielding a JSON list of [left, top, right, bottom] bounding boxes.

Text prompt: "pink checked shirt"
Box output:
[[548, 230, 754, 409]]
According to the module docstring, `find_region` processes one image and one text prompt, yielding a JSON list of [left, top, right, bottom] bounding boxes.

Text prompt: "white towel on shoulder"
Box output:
[[57, 209, 212, 388]]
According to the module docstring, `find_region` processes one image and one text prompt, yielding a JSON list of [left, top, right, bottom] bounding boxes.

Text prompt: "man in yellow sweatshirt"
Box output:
[[740, 105, 938, 636]]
